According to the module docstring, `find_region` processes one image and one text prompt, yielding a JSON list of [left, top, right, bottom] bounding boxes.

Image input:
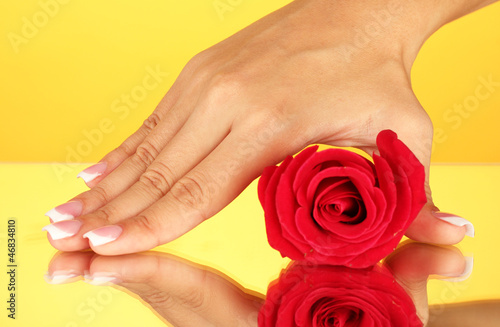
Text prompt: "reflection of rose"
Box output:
[[259, 263, 422, 327], [258, 130, 426, 268]]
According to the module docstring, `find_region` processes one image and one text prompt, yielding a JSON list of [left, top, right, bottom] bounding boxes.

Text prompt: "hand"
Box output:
[[44, 0, 476, 254], [46, 251, 263, 327]]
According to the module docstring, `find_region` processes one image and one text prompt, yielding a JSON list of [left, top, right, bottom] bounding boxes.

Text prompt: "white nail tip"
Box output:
[[44, 208, 74, 222], [44, 273, 80, 284], [435, 215, 475, 238], [42, 223, 79, 240], [84, 275, 119, 286], [444, 257, 474, 283], [77, 171, 103, 184], [83, 231, 116, 247]]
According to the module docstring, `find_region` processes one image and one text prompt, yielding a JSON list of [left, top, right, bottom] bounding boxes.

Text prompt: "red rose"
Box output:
[[258, 130, 426, 268], [258, 263, 423, 327]]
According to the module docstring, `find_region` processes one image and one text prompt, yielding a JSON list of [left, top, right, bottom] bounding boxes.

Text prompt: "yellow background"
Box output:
[[1, 0, 499, 163], [1, 1, 500, 326]]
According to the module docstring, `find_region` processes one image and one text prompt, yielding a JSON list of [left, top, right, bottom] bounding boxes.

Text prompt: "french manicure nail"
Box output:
[[83, 225, 122, 247], [45, 201, 83, 222], [42, 220, 82, 240], [441, 256, 474, 282], [44, 271, 81, 285], [84, 274, 120, 286], [77, 162, 107, 184], [433, 212, 475, 237]]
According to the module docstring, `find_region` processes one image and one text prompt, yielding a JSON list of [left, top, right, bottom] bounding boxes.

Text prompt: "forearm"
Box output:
[[293, 0, 498, 71], [384, 0, 499, 71], [400, 0, 499, 54]]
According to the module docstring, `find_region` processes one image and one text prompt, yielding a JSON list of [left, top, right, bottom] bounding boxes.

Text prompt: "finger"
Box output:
[[87, 252, 262, 326], [63, 89, 201, 222], [69, 107, 190, 216], [401, 117, 474, 244], [79, 118, 153, 189], [384, 241, 469, 326], [380, 109, 474, 245], [45, 251, 95, 284], [45, 102, 232, 252], [81, 79, 183, 189], [78, 101, 234, 226], [405, 203, 472, 244], [385, 241, 469, 282], [83, 122, 296, 255]]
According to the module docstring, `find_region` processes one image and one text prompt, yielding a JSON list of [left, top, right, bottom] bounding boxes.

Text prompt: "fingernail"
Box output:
[[77, 162, 107, 184], [83, 225, 122, 247], [433, 212, 475, 237], [42, 220, 82, 240], [441, 256, 474, 282], [45, 201, 83, 222], [44, 271, 81, 285], [84, 274, 120, 286]]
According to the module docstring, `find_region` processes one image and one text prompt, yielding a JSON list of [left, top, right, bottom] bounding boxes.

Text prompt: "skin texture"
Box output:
[[46, 0, 497, 254]]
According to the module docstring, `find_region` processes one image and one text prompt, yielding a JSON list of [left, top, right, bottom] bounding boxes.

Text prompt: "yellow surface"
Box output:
[[0, 1, 499, 163], [0, 163, 499, 326]]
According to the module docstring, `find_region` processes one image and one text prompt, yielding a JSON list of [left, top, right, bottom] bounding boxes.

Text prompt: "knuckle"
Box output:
[[113, 139, 136, 159], [139, 163, 175, 197], [179, 284, 209, 312], [143, 113, 161, 132], [134, 214, 160, 243], [205, 71, 244, 103], [170, 175, 207, 216], [134, 139, 161, 167], [187, 51, 207, 68], [140, 289, 175, 308], [115, 143, 134, 158], [93, 205, 115, 223], [90, 185, 112, 204], [182, 52, 212, 81]]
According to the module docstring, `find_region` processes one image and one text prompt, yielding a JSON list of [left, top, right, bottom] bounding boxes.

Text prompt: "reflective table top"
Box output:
[[0, 163, 499, 326]]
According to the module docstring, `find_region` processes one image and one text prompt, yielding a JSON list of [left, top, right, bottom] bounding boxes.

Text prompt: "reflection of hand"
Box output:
[[43, 0, 487, 254], [384, 241, 472, 326], [259, 241, 472, 327], [47, 251, 263, 327], [46, 241, 480, 327]]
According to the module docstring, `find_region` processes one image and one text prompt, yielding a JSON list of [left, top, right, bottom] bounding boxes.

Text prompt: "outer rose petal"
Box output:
[[258, 130, 426, 268]]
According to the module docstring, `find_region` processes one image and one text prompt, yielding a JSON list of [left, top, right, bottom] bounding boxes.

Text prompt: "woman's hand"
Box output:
[[43, 0, 479, 254]]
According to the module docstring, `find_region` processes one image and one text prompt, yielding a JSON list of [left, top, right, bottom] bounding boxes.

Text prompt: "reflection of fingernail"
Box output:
[[77, 162, 107, 184], [44, 271, 81, 285], [433, 212, 475, 237], [45, 201, 83, 222], [441, 256, 474, 282], [42, 220, 82, 240], [83, 225, 122, 247], [84, 274, 120, 286]]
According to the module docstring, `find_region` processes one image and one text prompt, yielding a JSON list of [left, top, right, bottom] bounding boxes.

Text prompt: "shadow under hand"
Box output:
[[46, 251, 263, 327]]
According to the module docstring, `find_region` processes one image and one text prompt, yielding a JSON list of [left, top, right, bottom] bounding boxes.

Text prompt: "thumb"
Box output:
[[406, 202, 474, 245], [398, 119, 474, 244]]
